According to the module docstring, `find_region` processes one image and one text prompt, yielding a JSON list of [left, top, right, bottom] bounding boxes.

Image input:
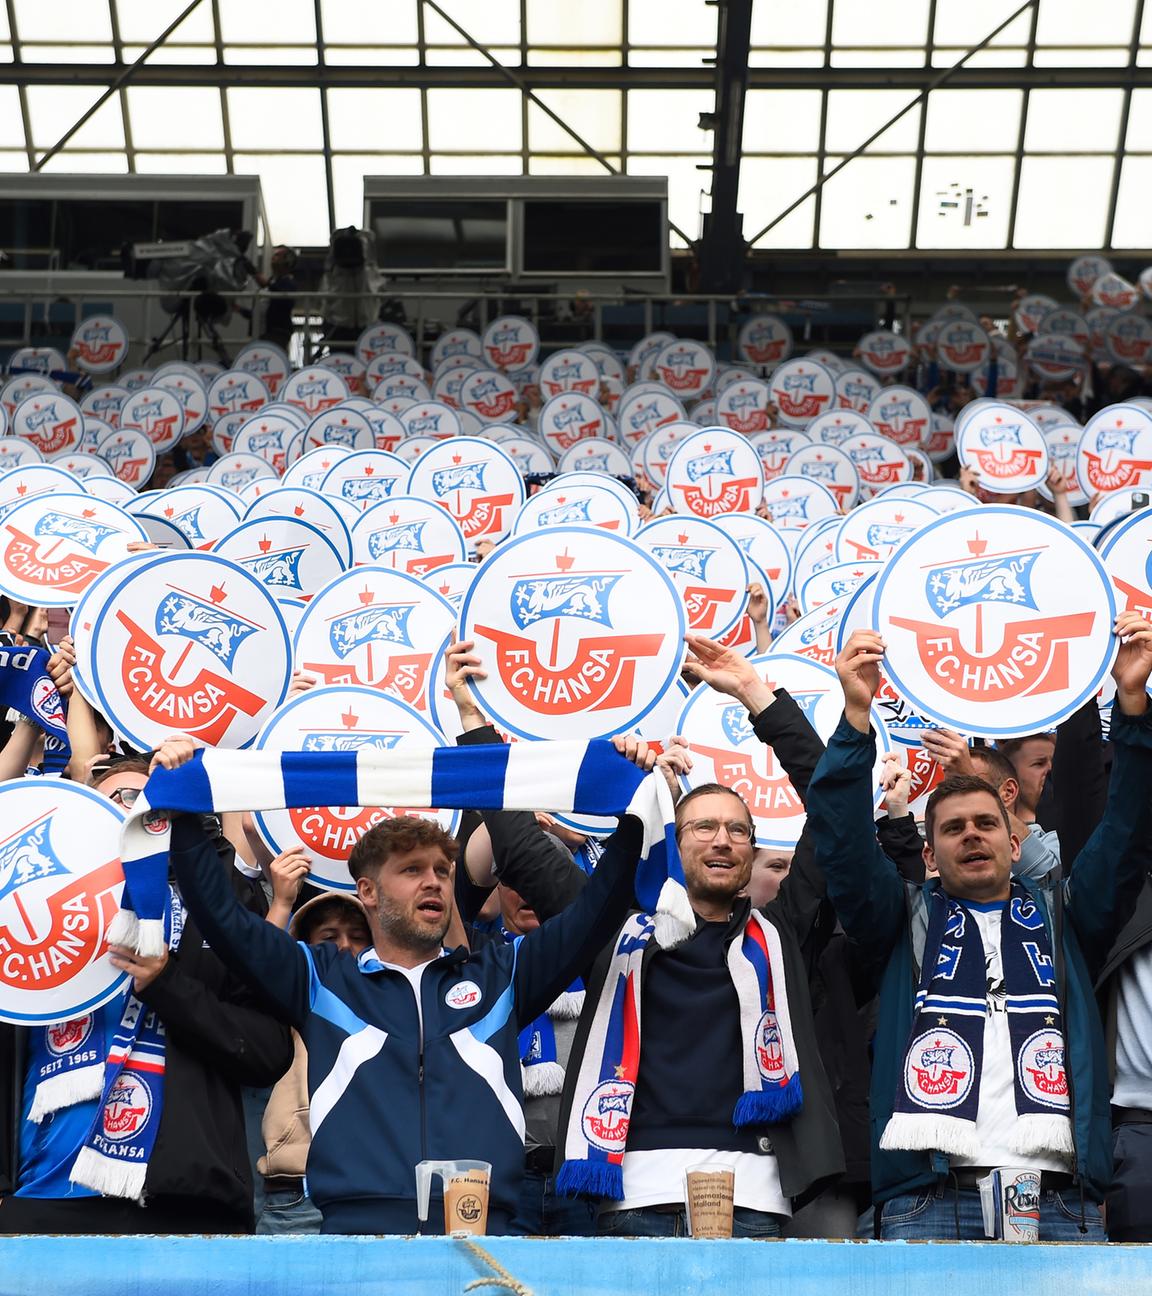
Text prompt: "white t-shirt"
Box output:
[[601, 1147, 791, 1217], [951, 902, 1071, 1173], [1113, 943, 1152, 1108]]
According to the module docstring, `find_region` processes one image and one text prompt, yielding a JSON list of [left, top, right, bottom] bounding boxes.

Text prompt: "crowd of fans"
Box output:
[[2, 271, 1152, 1247]]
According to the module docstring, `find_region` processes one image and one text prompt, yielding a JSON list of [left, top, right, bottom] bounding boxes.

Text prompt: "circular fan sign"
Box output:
[[652, 340, 715, 401], [538, 393, 611, 454], [556, 438, 631, 478], [868, 386, 931, 449], [213, 516, 346, 601], [1076, 404, 1152, 498], [956, 405, 1048, 494], [0, 780, 130, 1025], [664, 429, 765, 518], [12, 393, 83, 459], [118, 385, 184, 453], [857, 330, 912, 376], [833, 369, 881, 416], [320, 450, 409, 514], [834, 496, 938, 564], [715, 379, 773, 435], [482, 316, 540, 372], [282, 367, 349, 417], [350, 495, 468, 574], [768, 359, 836, 428], [458, 368, 518, 423], [736, 315, 793, 367], [458, 526, 686, 741], [635, 515, 749, 639], [513, 480, 635, 536], [234, 343, 291, 398], [783, 444, 860, 511], [935, 320, 991, 374], [761, 475, 839, 534], [71, 315, 129, 375], [406, 437, 525, 545], [207, 371, 269, 424], [252, 686, 461, 892], [293, 567, 455, 711], [0, 492, 145, 606], [84, 551, 293, 749], [538, 350, 600, 399], [616, 386, 685, 445], [873, 508, 1117, 737]]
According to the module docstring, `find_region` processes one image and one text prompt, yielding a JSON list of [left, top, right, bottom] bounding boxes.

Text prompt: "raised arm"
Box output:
[[154, 736, 313, 1027], [1064, 612, 1152, 974], [447, 637, 588, 918], [511, 736, 662, 1024], [804, 631, 907, 957]]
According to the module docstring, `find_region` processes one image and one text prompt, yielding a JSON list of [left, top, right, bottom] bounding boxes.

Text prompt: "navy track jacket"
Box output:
[[169, 812, 641, 1235]]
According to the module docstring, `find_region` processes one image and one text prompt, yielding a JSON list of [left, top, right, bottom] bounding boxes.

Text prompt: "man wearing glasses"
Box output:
[[557, 633, 843, 1239]]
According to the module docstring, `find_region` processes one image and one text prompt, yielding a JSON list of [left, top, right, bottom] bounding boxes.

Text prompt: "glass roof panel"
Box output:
[[741, 157, 817, 248], [916, 155, 1016, 248], [1013, 155, 1114, 247], [742, 90, 823, 154], [818, 155, 916, 248]]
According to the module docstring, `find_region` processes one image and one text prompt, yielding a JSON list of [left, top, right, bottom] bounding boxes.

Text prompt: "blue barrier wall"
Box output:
[[2, 1236, 1150, 1296]]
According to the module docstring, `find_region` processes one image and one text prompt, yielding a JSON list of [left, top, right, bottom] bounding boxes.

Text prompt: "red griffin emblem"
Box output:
[[1081, 449, 1152, 493], [475, 549, 664, 716], [103, 1074, 151, 1138], [679, 480, 760, 519], [744, 337, 786, 365], [0, 832, 121, 993], [906, 746, 945, 803], [940, 341, 984, 366], [25, 422, 77, 457], [486, 341, 533, 370], [889, 533, 1096, 701], [47, 1014, 93, 1054], [722, 408, 769, 435], [440, 494, 517, 541], [301, 586, 434, 708], [290, 804, 401, 856], [913, 1040, 969, 1096], [116, 595, 268, 746], [75, 341, 120, 367], [3, 525, 109, 595], [692, 744, 804, 818]]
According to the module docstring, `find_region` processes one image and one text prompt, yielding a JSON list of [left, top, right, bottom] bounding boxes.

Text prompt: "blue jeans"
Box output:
[[879, 1184, 1104, 1242], [256, 1187, 324, 1235], [597, 1206, 783, 1239], [511, 1168, 597, 1237]]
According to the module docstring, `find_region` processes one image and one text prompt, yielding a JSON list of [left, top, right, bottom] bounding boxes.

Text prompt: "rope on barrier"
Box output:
[[459, 1238, 536, 1296]]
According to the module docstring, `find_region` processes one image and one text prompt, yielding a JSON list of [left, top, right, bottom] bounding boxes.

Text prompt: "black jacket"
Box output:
[[1, 859, 293, 1227]]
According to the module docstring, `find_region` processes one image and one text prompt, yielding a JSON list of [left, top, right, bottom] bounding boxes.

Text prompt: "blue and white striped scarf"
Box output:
[[112, 740, 692, 955]]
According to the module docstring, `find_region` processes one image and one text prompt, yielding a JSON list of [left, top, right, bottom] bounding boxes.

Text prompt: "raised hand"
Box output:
[[682, 632, 775, 717], [1113, 610, 1152, 716], [444, 637, 487, 731], [918, 727, 976, 776], [835, 630, 885, 733]]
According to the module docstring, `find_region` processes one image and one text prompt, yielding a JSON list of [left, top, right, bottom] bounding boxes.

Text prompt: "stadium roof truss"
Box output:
[[4, 0, 1151, 253]]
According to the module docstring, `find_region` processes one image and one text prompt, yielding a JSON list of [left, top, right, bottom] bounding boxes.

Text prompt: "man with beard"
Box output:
[[155, 733, 663, 1236]]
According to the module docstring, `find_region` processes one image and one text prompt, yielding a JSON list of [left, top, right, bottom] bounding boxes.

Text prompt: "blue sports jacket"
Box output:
[[170, 813, 641, 1234], [805, 706, 1152, 1208]]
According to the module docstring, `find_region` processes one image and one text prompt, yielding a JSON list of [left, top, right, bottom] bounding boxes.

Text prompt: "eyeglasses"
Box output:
[[108, 786, 142, 808], [677, 817, 753, 844]]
